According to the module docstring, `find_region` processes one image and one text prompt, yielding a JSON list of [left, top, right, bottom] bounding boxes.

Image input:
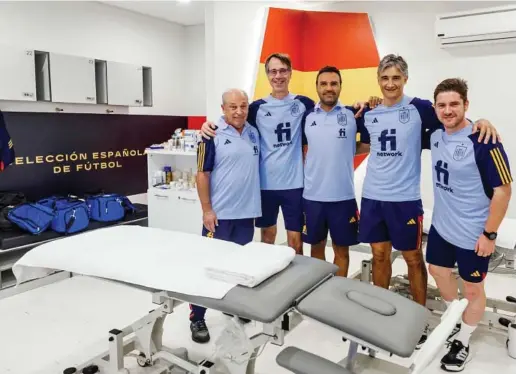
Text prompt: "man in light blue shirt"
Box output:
[[191, 88, 261, 344], [301, 66, 370, 277], [427, 78, 512, 371]]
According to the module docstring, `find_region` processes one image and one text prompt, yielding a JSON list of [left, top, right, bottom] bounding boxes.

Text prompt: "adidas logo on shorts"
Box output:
[[407, 218, 416, 225]]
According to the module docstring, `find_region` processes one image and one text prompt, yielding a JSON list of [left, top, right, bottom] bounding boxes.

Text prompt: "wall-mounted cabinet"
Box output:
[[95, 61, 153, 107], [49, 52, 97, 105], [106, 61, 143, 107], [0, 45, 37, 102], [0, 43, 153, 108]]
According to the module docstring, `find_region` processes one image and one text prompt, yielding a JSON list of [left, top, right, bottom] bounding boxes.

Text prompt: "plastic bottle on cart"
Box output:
[[164, 166, 172, 184]]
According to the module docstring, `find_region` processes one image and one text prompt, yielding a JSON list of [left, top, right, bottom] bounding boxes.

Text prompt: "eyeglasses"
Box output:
[[267, 68, 290, 76]]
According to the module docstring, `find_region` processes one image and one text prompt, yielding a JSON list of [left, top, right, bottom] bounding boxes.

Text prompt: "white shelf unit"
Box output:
[[146, 149, 202, 235]]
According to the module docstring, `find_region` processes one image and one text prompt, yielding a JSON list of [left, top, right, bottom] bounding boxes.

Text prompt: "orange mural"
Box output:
[[254, 8, 381, 168]]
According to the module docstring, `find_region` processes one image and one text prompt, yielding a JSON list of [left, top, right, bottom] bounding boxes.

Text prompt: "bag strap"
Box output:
[[64, 210, 76, 234], [120, 196, 136, 213]]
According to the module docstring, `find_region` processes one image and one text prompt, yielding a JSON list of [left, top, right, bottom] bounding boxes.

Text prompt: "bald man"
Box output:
[[189, 89, 261, 343]]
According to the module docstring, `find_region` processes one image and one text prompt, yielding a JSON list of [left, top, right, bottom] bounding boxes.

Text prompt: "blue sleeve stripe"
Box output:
[[490, 148, 512, 184], [197, 142, 206, 171]]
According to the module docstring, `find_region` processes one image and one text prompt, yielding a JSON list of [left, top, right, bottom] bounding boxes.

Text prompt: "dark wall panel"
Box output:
[[0, 112, 186, 200]]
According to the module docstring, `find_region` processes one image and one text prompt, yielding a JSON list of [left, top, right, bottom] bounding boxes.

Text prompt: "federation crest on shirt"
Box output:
[[453, 144, 467, 161], [290, 102, 301, 117], [248, 131, 257, 144], [337, 112, 347, 127], [399, 108, 410, 124]]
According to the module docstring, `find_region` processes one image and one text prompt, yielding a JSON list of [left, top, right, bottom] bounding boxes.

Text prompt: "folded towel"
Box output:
[[205, 242, 296, 287]]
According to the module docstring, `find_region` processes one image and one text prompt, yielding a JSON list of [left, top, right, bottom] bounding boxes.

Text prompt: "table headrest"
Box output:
[[346, 290, 396, 316]]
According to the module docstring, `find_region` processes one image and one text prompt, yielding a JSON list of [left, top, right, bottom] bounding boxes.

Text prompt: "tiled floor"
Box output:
[[1, 244, 515, 374]]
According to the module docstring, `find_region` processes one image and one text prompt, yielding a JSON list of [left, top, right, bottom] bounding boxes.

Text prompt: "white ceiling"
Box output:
[[99, 1, 207, 26], [100, 1, 516, 27]]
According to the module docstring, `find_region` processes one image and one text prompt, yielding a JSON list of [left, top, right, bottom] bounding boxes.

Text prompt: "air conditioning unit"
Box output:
[[436, 5, 516, 48]]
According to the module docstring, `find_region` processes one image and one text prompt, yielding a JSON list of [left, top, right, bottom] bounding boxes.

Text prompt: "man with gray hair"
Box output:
[[190, 88, 261, 344], [357, 54, 500, 349]]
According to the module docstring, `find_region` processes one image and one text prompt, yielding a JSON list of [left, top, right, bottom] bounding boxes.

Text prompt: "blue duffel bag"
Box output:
[[85, 193, 135, 222], [38, 196, 90, 234], [7, 202, 55, 234]]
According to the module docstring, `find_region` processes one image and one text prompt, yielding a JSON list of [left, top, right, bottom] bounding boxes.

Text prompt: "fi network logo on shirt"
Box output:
[[435, 160, 453, 193], [274, 122, 292, 148], [377, 129, 402, 157]]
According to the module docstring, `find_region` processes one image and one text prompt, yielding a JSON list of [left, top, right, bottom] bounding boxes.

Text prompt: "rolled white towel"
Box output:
[[205, 242, 296, 287]]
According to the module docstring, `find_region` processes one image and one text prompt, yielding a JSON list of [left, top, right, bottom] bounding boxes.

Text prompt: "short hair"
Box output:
[[264, 53, 292, 72], [377, 54, 409, 78], [433, 78, 468, 103], [316, 66, 342, 84], [221, 88, 248, 105]]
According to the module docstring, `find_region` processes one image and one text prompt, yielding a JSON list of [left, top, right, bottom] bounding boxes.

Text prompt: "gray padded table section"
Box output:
[[297, 277, 431, 357], [277, 347, 351, 374], [165, 255, 338, 323]]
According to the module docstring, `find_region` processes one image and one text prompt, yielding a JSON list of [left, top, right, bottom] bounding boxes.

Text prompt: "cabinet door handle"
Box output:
[[154, 195, 169, 199], [178, 197, 197, 202]]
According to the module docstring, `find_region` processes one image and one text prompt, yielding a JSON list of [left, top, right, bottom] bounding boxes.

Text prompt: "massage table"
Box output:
[[11, 225, 467, 374], [368, 208, 516, 358]]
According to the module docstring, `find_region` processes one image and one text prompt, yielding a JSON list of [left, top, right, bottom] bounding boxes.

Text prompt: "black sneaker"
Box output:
[[415, 324, 429, 350], [441, 339, 470, 372], [190, 320, 210, 343]]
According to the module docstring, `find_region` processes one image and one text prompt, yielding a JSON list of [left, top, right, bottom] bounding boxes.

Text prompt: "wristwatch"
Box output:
[[483, 230, 497, 240]]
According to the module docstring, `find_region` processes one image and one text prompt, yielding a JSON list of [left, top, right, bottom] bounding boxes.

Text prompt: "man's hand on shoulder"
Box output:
[[201, 121, 217, 140], [352, 96, 382, 118], [472, 119, 502, 144]]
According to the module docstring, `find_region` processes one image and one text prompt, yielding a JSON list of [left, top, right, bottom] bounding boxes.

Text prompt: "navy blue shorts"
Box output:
[[426, 225, 490, 283], [255, 188, 303, 232], [302, 198, 359, 246], [358, 198, 424, 251], [202, 218, 254, 245]]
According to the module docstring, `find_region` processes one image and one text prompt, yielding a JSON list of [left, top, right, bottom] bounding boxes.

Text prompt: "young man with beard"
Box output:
[[427, 78, 511, 371], [300, 66, 370, 276]]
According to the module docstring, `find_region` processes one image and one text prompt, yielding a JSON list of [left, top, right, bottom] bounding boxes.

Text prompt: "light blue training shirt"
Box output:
[[360, 95, 443, 202], [302, 102, 366, 202], [430, 123, 512, 249], [248, 93, 315, 190], [197, 116, 261, 220]]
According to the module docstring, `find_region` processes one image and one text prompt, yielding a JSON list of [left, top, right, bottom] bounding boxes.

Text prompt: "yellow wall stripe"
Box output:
[[490, 148, 512, 184]]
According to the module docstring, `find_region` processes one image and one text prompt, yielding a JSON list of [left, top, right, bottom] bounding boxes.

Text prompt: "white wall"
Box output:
[[0, 0, 202, 116], [205, 1, 516, 219], [184, 24, 206, 116]]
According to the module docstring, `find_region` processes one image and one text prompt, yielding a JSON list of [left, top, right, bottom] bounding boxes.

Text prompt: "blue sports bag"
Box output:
[[86, 194, 136, 222], [7, 203, 55, 234], [38, 196, 90, 234]]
